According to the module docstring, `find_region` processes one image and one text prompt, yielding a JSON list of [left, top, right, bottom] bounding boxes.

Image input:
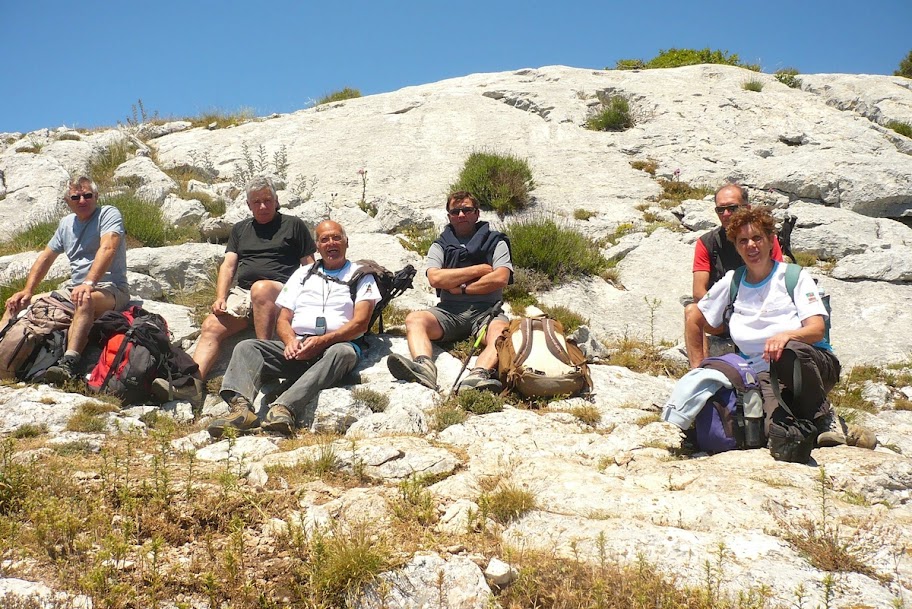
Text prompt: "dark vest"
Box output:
[[699, 227, 743, 289]]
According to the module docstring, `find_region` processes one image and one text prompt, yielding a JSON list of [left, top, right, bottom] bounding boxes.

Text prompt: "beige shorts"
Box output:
[[60, 282, 131, 312], [224, 286, 253, 318]]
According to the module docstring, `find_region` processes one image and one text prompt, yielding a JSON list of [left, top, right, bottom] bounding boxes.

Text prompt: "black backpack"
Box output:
[[302, 259, 416, 334], [87, 306, 200, 404]]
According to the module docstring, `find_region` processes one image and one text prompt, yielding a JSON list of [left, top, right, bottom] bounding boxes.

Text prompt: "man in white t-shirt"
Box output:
[[208, 220, 381, 438]]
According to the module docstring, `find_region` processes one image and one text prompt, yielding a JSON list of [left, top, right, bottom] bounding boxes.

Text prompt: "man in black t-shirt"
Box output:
[[188, 176, 316, 380]]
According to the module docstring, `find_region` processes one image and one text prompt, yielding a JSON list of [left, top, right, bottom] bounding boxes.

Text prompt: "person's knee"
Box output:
[[200, 313, 235, 339], [250, 280, 280, 305], [325, 343, 358, 371], [684, 303, 704, 328], [404, 311, 432, 333]]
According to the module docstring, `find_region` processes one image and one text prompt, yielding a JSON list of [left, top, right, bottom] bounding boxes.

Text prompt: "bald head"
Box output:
[[714, 184, 750, 229], [315, 220, 349, 270]]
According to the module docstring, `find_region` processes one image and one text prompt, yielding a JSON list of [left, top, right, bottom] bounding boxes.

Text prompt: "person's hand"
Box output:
[[4, 290, 32, 315], [211, 297, 228, 314], [284, 338, 304, 360], [295, 336, 326, 360], [764, 332, 792, 362], [70, 283, 94, 307]]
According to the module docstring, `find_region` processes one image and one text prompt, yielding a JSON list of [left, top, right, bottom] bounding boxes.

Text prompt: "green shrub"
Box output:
[[742, 78, 764, 92], [887, 120, 912, 138], [658, 179, 714, 204], [0, 217, 62, 256], [350, 387, 389, 413], [188, 108, 255, 130], [895, 50, 912, 78], [775, 68, 802, 88], [630, 159, 657, 175], [540, 304, 588, 334], [105, 192, 196, 247], [316, 87, 362, 105], [0, 440, 33, 515], [645, 47, 751, 69], [614, 58, 646, 70], [397, 223, 437, 255], [502, 268, 549, 314], [586, 95, 633, 132], [573, 209, 596, 221], [792, 250, 819, 267], [432, 402, 467, 431], [505, 217, 608, 283], [87, 139, 133, 189], [456, 389, 505, 415], [449, 151, 535, 216], [479, 482, 536, 524]]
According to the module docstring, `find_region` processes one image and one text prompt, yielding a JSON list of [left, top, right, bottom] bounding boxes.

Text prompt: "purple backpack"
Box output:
[[695, 354, 765, 453]]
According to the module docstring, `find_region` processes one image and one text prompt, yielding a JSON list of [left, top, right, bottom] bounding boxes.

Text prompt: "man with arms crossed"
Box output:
[[386, 191, 512, 392]]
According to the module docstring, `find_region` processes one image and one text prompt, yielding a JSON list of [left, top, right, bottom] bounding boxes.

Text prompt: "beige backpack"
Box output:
[[495, 315, 592, 399], [0, 293, 74, 380]]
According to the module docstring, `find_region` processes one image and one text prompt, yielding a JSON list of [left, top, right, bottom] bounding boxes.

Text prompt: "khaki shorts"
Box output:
[[224, 286, 253, 318], [61, 282, 131, 312]]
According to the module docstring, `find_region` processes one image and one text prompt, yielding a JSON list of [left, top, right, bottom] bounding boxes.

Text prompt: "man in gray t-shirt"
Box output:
[[2, 176, 130, 383], [387, 191, 513, 392]]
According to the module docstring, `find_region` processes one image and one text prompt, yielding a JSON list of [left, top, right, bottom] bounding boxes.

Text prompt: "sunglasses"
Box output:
[[69, 193, 95, 201], [448, 207, 477, 217], [714, 204, 742, 214]]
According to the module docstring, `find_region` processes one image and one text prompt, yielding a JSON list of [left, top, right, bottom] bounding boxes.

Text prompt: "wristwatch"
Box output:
[[460, 283, 467, 295], [83, 280, 96, 287]]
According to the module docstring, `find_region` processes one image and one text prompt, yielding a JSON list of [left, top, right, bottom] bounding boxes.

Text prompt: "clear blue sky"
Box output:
[[2, 0, 909, 134]]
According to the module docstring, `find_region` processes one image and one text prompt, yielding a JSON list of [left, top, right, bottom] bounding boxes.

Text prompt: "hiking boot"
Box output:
[[261, 403, 296, 437], [207, 396, 258, 438], [846, 424, 878, 450], [457, 367, 503, 393], [387, 354, 437, 389], [44, 354, 81, 386], [816, 412, 847, 447], [151, 377, 206, 409]]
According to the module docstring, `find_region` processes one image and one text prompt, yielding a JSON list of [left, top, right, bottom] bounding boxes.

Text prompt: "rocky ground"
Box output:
[[1, 64, 912, 607]]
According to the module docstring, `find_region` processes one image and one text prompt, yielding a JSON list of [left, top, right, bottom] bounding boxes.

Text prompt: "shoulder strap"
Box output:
[[542, 319, 574, 366], [728, 266, 747, 304], [784, 263, 802, 302], [513, 318, 535, 366]]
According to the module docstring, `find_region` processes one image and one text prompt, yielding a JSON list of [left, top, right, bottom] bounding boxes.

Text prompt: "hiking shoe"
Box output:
[[151, 377, 206, 408], [816, 412, 847, 447], [261, 403, 296, 437], [44, 354, 81, 386], [387, 354, 437, 389], [207, 396, 258, 438], [457, 367, 503, 393], [846, 424, 878, 450]]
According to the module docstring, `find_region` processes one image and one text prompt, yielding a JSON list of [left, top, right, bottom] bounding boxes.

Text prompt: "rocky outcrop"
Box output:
[[1, 65, 912, 608]]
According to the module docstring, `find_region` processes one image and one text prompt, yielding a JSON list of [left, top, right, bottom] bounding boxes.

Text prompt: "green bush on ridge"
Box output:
[[449, 151, 534, 216]]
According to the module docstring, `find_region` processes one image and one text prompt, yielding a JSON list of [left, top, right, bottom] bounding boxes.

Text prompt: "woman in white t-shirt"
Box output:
[[697, 207, 846, 447]]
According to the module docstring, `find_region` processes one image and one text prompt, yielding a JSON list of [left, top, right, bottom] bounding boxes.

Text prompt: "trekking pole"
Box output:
[[451, 300, 503, 395]]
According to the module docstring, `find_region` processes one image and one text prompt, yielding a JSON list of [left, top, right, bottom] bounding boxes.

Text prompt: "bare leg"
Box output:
[[249, 280, 283, 340], [193, 313, 250, 379], [404, 310, 444, 359], [475, 318, 508, 370], [684, 303, 708, 368], [67, 290, 116, 354]]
